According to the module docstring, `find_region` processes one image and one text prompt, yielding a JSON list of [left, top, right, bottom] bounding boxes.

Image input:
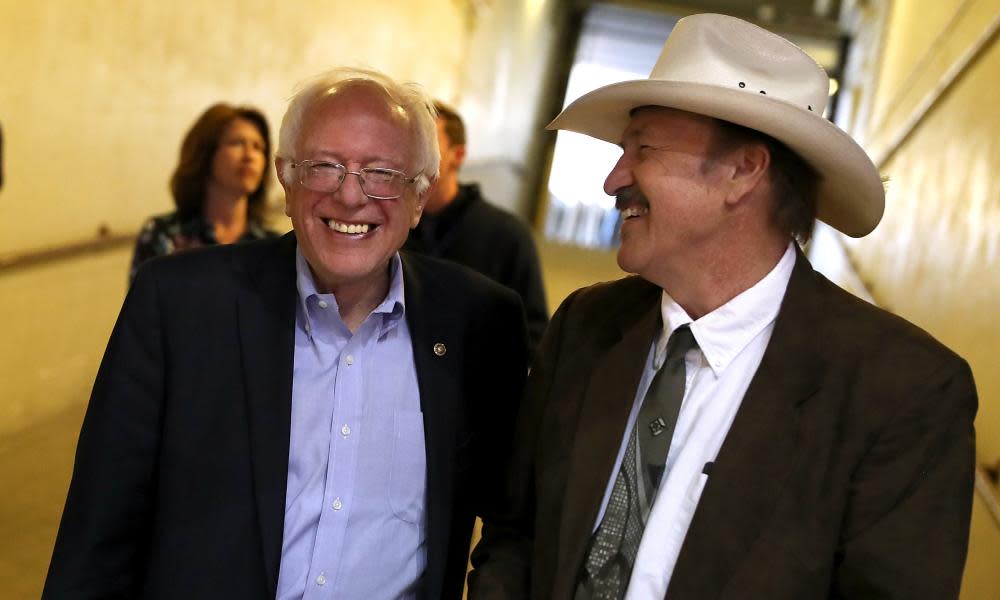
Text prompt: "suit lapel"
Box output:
[[237, 234, 297, 596], [666, 249, 825, 599], [401, 256, 461, 600], [552, 290, 661, 597]]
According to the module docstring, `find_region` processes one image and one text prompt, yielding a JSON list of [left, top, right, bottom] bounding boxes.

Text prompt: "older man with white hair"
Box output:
[[45, 67, 528, 600], [469, 14, 977, 600]]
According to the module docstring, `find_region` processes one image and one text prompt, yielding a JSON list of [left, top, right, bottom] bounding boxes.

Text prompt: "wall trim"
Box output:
[[975, 465, 1000, 528], [870, 2, 1000, 167], [0, 232, 134, 275]]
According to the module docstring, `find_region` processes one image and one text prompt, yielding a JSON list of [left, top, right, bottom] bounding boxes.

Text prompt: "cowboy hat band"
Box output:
[[547, 13, 884, 238]]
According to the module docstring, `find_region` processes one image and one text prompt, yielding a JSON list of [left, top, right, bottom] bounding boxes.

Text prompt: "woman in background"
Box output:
[[130, 103, 276, 283]]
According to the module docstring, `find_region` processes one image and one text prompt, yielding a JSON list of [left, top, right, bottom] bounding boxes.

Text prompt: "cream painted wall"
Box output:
[[0, 247, 130, 437], [962, 483, 1000, 597], [447, 0, 563, 217], [828, 1, 1000, 596], [0, 0, 466, 437], [868, 0, 967, 129], [0, 0, 565, 436], [0, 0, 467, 258], [848, 0, 1000, 465]]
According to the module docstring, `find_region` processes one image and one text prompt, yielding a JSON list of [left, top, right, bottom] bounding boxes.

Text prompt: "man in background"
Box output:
[[405, 101, 548, 351]]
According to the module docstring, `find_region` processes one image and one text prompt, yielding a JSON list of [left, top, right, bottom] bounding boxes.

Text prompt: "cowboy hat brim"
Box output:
[[547, 79, 885, 238]]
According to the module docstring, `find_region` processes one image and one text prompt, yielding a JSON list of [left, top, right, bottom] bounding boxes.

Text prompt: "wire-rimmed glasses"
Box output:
[[289, 160, 418, 200]]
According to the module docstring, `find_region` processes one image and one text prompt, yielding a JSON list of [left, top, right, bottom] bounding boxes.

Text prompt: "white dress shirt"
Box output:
[[593, 243, 796, 599]]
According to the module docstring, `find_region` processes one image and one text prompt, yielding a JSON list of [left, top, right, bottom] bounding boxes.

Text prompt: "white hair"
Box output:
[[277, 67, 439, 194]]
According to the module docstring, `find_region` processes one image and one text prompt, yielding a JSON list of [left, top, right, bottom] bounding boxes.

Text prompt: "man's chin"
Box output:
[[616, 248, 639, 275]]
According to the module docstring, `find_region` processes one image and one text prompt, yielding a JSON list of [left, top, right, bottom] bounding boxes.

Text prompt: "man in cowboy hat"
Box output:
[[468, 13, 977, 600]]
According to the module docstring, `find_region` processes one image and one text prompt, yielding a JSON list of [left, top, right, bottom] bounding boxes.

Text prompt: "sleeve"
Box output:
[[832, 358, 978, 599], [129, 218, 160, 286], [467, 289, 578, 599], [43, 266, 167, 599], [470, 286, 530, 524]]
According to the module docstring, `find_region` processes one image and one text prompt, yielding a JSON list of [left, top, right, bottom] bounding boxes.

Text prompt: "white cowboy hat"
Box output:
[[547, 13, 884, 237]]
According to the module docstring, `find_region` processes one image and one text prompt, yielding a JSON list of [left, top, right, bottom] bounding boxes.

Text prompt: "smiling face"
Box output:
[[210, 117, 266, 198], [278, 84, 425, 294], [604, 107, 735, 288]]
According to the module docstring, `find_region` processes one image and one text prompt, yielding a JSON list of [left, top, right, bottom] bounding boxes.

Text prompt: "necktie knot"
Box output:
[[664, 325, 697, 365]]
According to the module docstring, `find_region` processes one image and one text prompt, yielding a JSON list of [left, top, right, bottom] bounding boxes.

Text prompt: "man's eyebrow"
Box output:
[[619, 129, 642, 147]]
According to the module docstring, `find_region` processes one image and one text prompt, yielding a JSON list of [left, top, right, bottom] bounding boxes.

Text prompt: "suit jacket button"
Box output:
[[433, 342, 447, 357]]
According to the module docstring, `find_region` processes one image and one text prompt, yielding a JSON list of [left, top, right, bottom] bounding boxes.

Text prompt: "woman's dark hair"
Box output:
[[170, 103, 271, 219]]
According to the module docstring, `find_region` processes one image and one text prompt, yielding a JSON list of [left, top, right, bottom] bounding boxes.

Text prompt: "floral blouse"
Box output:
[[129, 211, 277, 284]]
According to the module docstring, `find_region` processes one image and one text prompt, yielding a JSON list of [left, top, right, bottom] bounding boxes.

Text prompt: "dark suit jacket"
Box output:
[[469, 249, 977, 599], [405, 183, 549, 354], [44, 233, 528, 600]]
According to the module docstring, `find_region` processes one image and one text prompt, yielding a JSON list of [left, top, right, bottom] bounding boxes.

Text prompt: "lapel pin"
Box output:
[[433, 342, 447, 357]]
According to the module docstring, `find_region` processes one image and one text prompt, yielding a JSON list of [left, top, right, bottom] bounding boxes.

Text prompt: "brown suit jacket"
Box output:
[[469, 249, 977, 599]]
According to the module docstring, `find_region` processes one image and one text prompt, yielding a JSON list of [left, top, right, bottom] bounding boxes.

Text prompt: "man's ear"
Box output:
[[275, 157, 292, 216], [452, 143, 467, 170], [275, 157, 289, 187], [725, 143, 770, 206], [411, 176, 433, 228]]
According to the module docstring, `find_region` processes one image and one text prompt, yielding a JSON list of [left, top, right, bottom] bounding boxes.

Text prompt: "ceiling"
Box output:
[[592, 0, 846, 38]]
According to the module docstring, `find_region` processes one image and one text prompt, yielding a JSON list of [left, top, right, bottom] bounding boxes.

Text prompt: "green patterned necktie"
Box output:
[[575, 326, 697, 600]]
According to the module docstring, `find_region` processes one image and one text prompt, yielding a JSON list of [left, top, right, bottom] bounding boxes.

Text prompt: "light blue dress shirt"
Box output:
[[276, 249, 426, 599]]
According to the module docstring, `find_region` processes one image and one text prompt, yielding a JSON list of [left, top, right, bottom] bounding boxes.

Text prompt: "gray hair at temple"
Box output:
[[277, 66, 440, 194]]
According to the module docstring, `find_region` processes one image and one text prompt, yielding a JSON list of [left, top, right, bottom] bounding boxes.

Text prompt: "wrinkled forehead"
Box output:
[[307, 82, 411, 128], [297, 83, 417, 158], [621, 106, 722, 146]]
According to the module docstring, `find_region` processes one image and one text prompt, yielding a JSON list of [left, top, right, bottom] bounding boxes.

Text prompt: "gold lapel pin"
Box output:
[[433, 342, 447, 357]]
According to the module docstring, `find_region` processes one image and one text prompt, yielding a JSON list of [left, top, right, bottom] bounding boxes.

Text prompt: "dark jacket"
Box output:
[[45, 233, 529, 600], [405, 184, 548, 354]]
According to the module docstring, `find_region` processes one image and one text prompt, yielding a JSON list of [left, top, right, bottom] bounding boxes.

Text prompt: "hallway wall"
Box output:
[[2, 0, 997, 595], [828, 0, 1000, 595], [0, 2, 568, 594], [0, 1, 470, 257], [0, 0, 564, 437], [852, 0, 1000, 465]]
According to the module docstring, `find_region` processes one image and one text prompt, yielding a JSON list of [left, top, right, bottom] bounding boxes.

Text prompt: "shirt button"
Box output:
[[341, 424, 351, 436], [318, 300, 329, 309], [345, 354, 354, 365], [332, 498, 343, 510], [316, 574, 327, 586]]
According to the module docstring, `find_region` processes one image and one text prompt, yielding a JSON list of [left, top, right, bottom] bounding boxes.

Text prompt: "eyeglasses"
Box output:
[[289, 160, 418, 200]]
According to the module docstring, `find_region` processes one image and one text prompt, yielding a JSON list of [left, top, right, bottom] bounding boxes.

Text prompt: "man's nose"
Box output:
[[604, 154, 634, 196], [335, 172, 370, 206]]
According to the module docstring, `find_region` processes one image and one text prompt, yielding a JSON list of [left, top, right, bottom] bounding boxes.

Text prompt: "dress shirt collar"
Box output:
[[657, 242, 796, 376], [294, 248, 406, 340]]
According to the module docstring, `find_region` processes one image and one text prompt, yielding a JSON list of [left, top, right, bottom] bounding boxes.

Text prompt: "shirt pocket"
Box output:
[[387, 410, 427, 523]]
